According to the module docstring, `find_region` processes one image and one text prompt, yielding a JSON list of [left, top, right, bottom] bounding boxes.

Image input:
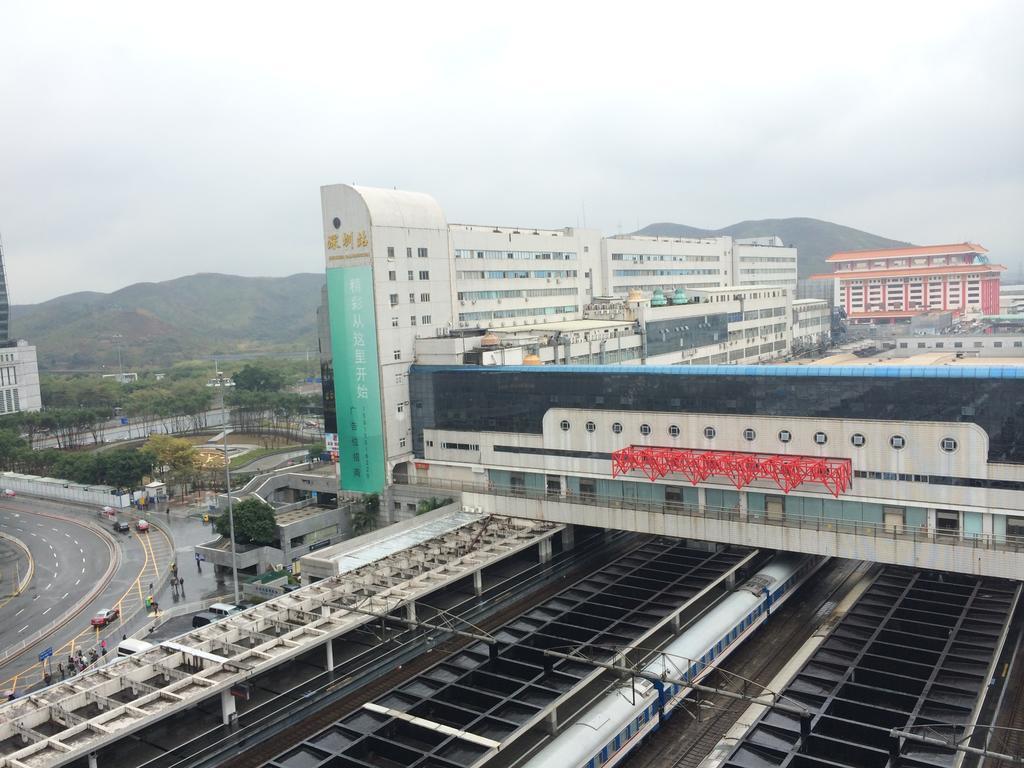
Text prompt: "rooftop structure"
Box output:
[[0, 510, 560, 768]]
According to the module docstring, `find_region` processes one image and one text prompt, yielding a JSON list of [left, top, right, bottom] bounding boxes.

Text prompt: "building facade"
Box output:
[[0, 341, 41, 416], [817, 243, 1004, 323], [320, 184, 806, 493], [405, 364, 1024, 578]]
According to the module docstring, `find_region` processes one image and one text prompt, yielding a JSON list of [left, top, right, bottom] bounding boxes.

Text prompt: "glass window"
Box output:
[[410, 316, 416, 326], [585, 421, 596, 433], [387, 246, 395, 259], [743, 428, 756, 441], [704, 426, 716, 439], [391, 317, 398, 327], [813, 431, 828, 445], [389, 294, 399, 306], [669, 424, 680, 437], [640, 424, 652, 436], [388, 270, 396, 281], [406, 247, 412, 258], [890, 434, 906, 450], [612, 422, 623, 434], [393, 349, 401, 361], [559, 419, 570, 431], [418, 247, 428, 258], [419, 271, 430, 280], [851, 433, 866, 447], [421, 315, 431, 325], [407, 270, 414, 280], [940, 437, 958, 453], [778, 429, 791, 443], [420, 293, 430, 302]]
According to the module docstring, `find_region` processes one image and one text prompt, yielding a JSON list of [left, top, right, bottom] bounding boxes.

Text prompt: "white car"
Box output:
[[3, 489, 16, 498]]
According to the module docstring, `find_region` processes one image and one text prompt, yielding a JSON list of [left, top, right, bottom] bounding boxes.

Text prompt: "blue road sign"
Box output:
[[120, 417, 129, 425], [39, 647, 53, 662]]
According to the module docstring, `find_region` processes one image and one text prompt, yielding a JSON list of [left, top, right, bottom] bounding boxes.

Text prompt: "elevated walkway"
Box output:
[[416, 479, 1024, 580]]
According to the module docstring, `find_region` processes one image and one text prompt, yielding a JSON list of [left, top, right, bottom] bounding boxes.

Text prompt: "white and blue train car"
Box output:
[[520, 553, 820, 768]]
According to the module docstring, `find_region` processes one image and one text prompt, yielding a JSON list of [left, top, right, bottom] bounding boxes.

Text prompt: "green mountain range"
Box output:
[[11, 273, 325, 370], [633, 217, 911, 278]]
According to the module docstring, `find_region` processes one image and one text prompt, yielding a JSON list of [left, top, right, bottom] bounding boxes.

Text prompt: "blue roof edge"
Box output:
[[409, 364, 1024, 380]]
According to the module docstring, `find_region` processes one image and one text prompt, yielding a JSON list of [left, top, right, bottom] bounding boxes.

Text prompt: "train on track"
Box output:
[[521, 553, 822, 768]]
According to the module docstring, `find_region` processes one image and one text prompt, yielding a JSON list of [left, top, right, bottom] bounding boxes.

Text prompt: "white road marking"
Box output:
[[75, 579, 81, 586], [62, 592, 69, 599], [74, 540, 79, 545], [79, 548, 83, 554], [55, 560, 59, 567], [64, 533, 70, 538], [14, 608, 23, 617], [42, 607, 51, 615], [30, 532, 36, 537], [18, 625, 28, 633], [45, 583, 52, 590], [32, 595, 38, 600], [51, 528, 58, 532], [81, 567, 85, 574]]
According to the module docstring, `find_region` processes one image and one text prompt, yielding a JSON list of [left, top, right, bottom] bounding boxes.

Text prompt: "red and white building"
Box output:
[[815, 243, 1004, 323]]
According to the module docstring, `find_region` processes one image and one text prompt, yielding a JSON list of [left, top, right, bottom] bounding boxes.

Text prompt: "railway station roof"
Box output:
[[0, 512, 560, 768], [722, 567, 1020, 768], [268, 539, 755, 768]]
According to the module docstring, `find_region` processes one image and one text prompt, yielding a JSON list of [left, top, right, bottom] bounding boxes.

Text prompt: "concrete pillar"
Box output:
[[737, 492, 748, 522], [220, 688, 237, 725], [541, 709, 558, 735], [562, 525, 575, 551], [726, 571, 736, 590], [325, 639, 334, 672], [88, 754, 98, 768], [473, 571, 483, 596], [670, 612, 681, 634], [538, 539, 553, 564], [697, 486, 707, 512], [406, 601, 417, 624]]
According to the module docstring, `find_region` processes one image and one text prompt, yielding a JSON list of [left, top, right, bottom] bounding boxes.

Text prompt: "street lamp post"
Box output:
[[217, 370, 241, 605]]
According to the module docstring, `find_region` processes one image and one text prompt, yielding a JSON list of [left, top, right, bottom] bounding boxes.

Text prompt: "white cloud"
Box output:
[[1, 0, 1021, 302]]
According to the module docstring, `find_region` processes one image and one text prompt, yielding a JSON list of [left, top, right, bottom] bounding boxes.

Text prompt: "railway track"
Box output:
[[623, 558, 871, 768], [206, 533, 650, 768]]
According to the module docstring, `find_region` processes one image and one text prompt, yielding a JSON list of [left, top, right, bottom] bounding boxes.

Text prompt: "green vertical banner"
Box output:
[[326, 265, 385, 493]]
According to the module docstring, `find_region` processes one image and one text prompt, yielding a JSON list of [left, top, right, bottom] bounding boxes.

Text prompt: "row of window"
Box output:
[[387, 270, 430, 281], [612, 269, 720, 277], [456, 287, 579, 301], [389, 292, 431, 306], [386, 246, 428, 259], [456, 269, 579, 280], [454, 249, 577, 261], [556, 419, 959, 453], [391, 315, 432, 327], [611, 253, 721, 263], [459, 305, 578, 322], [900, 340, 1023, 350]]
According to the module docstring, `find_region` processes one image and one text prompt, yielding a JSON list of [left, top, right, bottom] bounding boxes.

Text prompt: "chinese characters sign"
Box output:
[[326, 265, 385, 492], [327, 229, 370, 263]]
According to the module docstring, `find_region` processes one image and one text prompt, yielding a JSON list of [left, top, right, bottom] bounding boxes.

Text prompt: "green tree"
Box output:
[[416, 496, 455, 515], [233, 363, 287, 393], [215, 498, 277, 546], [350, 493, 380, 535], [98, 449, 155, 494]]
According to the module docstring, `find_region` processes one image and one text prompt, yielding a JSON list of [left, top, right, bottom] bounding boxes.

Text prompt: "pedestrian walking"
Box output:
[[101, 646, 107, 657], [58, 663, 65, 680], [179, 576, 185, 594]]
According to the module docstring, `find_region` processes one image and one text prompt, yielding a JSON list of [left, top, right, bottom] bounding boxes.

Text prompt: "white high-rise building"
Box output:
[[319, 184, 801, 493], [0, 341, 41, 416]]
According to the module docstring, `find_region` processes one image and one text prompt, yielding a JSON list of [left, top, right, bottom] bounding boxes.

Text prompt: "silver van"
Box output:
[[208, 602, 243, 617]]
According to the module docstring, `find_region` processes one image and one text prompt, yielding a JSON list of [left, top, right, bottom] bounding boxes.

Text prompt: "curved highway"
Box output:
[[0, 502, 110, 662]]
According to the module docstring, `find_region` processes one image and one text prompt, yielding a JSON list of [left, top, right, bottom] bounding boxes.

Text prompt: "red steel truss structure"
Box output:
[[611, 446, 852, 498]]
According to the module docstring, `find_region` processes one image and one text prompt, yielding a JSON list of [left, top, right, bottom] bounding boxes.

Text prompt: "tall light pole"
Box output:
[[217, 370, 240, 605]]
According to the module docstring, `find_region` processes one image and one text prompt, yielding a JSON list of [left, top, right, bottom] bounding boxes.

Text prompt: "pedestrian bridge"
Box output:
[[425, 480, 1024, 580]]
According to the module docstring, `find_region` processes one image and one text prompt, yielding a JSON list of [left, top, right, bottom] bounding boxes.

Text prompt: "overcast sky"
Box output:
[[2, 1, 1022, 303]]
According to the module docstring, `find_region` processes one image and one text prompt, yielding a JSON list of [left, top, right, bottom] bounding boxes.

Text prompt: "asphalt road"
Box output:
[[0, 496, 166, 689], [0, 501, 109, 654]]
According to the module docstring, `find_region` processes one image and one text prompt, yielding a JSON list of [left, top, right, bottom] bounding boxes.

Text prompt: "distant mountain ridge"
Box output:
[[633, 217, 912, 279], [11, 272, 325, 370]]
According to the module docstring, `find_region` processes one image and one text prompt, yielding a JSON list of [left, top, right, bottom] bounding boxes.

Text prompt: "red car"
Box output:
[[91, 608, 119, 627], [135, 519, 150, 532]]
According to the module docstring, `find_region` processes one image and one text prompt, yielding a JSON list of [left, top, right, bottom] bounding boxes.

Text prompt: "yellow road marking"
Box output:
[[0, 539, 33, 612], [1, 523, 172, 690]]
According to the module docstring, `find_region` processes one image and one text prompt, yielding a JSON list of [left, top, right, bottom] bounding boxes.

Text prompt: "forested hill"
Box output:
[[11, 273, 325, 370]]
